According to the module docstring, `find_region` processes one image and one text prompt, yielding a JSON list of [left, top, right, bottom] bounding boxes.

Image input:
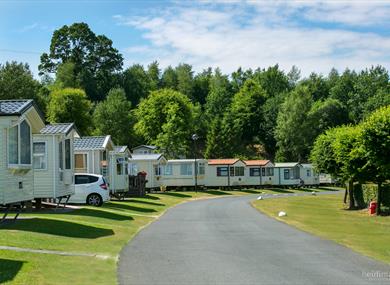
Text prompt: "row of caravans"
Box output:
[[127, 149, 320, 190], [0, 99, 131, 209]]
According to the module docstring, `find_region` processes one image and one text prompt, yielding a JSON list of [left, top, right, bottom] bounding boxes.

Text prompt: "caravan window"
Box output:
[[250, 168, 260, 176], [307, 169, 311, 177], [8, 125, 18, 164], [8, 120, 31, 166], [217, 167, 228, 177], [155, 165, 162, 175], [65, 139, 71, 169], [164, 164, 173, 175], [33, 142, 47, 169], [180, 163, 192, 175], [198, 162, 205, 175], [117, 162, 123, 175], [284, 169, 290, 180], [75, 154, 87, 171], [230, 167, 244, 177], [264, 168, 274, 176]]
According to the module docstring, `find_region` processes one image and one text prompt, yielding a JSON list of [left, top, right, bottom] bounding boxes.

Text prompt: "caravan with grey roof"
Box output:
[[0, 100, 45, 206], [33, 123, 80, 201], [109, 145, 131, 196]]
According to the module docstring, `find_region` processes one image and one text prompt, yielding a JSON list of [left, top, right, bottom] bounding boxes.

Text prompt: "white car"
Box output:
[[69, 173, 110, 206]]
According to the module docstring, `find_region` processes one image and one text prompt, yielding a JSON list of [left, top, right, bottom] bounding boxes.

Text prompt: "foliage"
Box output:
[[47, 88, 93, 135], [362, 184, 390, 208], [39, 22, 123, 101], [0, 61, 46, 111], [122, 64, 151, 106], [135, 89, 196, 158], [93, 88, 136, 146], [275, 86, 313, 161], [360, 105, 390, 182]]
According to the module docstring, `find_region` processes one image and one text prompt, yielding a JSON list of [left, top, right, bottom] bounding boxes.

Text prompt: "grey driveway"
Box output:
[[118, 192, 390, 285]]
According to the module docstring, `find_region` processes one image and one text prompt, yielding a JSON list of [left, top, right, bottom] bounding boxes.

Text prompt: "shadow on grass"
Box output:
[[237, 189, 261, 194], [67, 208, 134, 221], [142, 195, 160, 200], [159, 192, 192, 198], [0, 218, 114, 238], [205, 190, 232, 195], [317, 187, 342, 192], [0, 259, 24, 283], [267, 188, 294, 194], [125, 200, 165, 207], [104, 203, 157, 213]]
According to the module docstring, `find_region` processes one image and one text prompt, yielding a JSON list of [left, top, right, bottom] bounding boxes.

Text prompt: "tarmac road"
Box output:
[[118, 192, 390, 285]]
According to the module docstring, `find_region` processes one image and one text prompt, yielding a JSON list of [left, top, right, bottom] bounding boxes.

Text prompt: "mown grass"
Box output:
[[0, 187, 333, 284], [252, 193, 390, 264]]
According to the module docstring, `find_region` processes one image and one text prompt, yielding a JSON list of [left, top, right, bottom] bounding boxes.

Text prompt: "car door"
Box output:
[[74, 175, 90, 202]]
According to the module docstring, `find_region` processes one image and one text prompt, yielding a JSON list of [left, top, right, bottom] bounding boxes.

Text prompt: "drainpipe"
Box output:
[[260, 166, 262, 186], [227, 165, 230, 187]]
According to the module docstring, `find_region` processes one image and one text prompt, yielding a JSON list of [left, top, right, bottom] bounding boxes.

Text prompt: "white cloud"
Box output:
[[116, 1, 390, 76]]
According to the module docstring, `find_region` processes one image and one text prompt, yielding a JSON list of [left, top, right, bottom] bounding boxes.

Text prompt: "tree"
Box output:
[[204, 69, 233, 158], [275, 86, 313, 161], [147, 61, 161, 91], [220, 79, 267, 157], [361, 106, 390, 214], [122, 64, 151, 107], [93, 88, 136, 146], [39, 22, 123, 101], [135, 89, 196, 158], [231, 67, 253, 94], [54, 62, 80, 88], [175, 63, 194, 100], [300, 73, 330, 101], [47, 88, 93, 135], [253, 65, 290, 98], [161, 66, 178, 90], [193, 68, 212, 105], [307, 98, 350, 137]]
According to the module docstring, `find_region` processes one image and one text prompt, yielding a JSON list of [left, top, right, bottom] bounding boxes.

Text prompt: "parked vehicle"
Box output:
[[68, 173, 110, 206]]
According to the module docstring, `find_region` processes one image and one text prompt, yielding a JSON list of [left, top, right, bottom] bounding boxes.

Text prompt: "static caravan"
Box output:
[[74, 136, 114, 182], [0, 100, 45, 206], [244, 160, 277, 186], [274, 162, 302, 186], [319, 173, 338, 185], [109, 145, 131, 195], [300, 163, 320, 187], [132, 145, 158, 155], [128, 154, 167, 189], [161, 159, 206, 188], [33, 123, 79, 201], [205, 159, 246, 187]]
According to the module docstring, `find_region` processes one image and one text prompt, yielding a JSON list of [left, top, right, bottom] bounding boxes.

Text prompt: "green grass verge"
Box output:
[[252, 193, 390, 264], [0, 187, 333, 284]]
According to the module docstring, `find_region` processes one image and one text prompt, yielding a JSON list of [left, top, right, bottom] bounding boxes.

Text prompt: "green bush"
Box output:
[[362, 183, 390, 208]]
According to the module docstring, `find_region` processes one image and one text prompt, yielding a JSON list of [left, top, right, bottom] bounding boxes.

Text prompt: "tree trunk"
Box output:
[[376, 182, 382, 215], [343, 185, 348, 204], [347, 180, 356, 210]]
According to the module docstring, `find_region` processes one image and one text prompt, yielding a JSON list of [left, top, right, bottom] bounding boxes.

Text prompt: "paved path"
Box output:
[[119, 192, 390, 285]]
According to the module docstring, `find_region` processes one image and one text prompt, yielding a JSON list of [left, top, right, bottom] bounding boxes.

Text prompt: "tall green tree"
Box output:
[[361, 106, 390, 214], [161, 66, 178, 90], [93, 88, 136, 146], [193, 67, 212, 105], [47, 88, 93, 135], [39, 22, 123, 101], [300, 72, 330, 101], [275, 86, 313, 161], [175, 63, 194, 100], [253, 65, 290, 98], [221, 79, 267, 157], [122, 64, 151, 107], [0, 61, 46, 112], [135, 89, 196, 158], [147, 61, 161, 91]]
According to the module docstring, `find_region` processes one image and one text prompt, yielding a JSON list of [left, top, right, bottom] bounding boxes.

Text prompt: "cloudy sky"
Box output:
[[1, 0, 389, 77]]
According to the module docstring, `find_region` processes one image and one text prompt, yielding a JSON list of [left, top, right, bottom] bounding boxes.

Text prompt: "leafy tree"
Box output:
[[122, 64, 151, 107], [308, 98, 350, 136], [47, 88, 93, 135], [361, 106, 390, 214], [275, 86, 313, 161], [287, 65, 301, 88], [161, 66, 178, 90], [135, 89, 196, 158], [204, 69, 233, 158], [54, 62, 80, 88], [39, 22, 123, 101], [231, 67, 253, 94], [300, 73, 330, 101], [0, 61, 46, 112], [147, 61, 161, 91], [93, 88, 136, 146], [363, 89, 390, 117], [175, 63, 194, 100], [253, 65, 290, 98], [193, 68, 212, 105], [221, 79, 267, 157], [329, 68, 357, 108]]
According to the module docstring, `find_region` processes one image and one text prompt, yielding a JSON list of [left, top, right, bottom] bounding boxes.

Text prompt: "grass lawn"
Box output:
[[0, 187, 333, 284], [252, 193, 390, 264]]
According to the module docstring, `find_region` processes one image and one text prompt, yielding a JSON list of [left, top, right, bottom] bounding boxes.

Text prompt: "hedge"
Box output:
[[362, 183, 390, 209]]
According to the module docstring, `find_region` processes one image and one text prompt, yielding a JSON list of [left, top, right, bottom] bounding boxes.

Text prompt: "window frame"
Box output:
[[75, 153, 88, 171], [284, 169, 290, 180], [180, 163, 193, 176], [33, 141, 47, 171], [250, 168, 260, 177], [64, 139, 71, 170], [217, 167, 228, 177], [7, 119, 32, 168]]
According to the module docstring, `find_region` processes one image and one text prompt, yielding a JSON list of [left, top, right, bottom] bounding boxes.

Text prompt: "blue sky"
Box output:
[[1, 0, 389, 78]]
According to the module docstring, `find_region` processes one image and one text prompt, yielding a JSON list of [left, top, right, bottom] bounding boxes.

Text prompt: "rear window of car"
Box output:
[[75, 175, 99, 184]]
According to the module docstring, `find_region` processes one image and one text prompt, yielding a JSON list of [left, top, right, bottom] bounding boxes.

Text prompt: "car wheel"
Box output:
[[86, 193, 103, 207]]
